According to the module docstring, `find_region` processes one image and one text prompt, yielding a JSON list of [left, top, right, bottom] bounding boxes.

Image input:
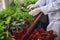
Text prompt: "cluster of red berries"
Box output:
[[27, 28, 57, 40]]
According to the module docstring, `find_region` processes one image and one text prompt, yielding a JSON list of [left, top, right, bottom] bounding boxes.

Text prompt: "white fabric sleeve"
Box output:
[[40, 0, 60, 15], [35, 0, 46, 7]]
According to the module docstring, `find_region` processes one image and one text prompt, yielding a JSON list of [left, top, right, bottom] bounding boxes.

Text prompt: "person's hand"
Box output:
[[29, 7, 42, 16], [27, 4, 39, 10]]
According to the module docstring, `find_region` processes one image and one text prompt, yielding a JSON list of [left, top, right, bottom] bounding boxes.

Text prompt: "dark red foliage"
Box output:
[[13, 28, 27, 40]]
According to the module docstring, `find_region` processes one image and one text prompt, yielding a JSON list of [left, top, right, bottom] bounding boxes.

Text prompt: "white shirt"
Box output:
[[35, 0, 60, 40], [36, 0, 60, 22]]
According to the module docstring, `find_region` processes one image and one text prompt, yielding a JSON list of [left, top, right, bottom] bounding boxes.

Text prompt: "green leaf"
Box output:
[[21, 7, 30, 12], [5, 16, 11, 25]]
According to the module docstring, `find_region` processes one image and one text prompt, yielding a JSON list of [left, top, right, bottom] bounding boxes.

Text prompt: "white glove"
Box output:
[[27, 4, 39, 10], [29, 7, 42, 16]]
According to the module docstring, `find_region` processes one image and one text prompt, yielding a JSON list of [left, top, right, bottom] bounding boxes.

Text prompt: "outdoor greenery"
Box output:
[[0, 0, 37, 40]]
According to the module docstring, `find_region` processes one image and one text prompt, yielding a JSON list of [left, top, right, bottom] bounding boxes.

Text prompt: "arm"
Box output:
[[35, 0, 46, 7], [40, 0, 60, 15]]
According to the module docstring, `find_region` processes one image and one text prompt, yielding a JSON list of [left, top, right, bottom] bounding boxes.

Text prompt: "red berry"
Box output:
[[40, 28, 44, 31], [48, 30, 54, 34], [47, 33, 51, 36], [46, 33, 51, 39], [41, 36, 44, 39], [41, 30, 45, 33], [41, 33, 45, 35], [37, 35, 41, 39], [31, 34, 36, 38], [37, 39, 41, 40], [54, 34, 57, 38], [28, 34, 35, 40], [35, 32, 40, 36], [46, 35, 51, 39], [40, 28, 45, 33], [34, 29, 38, 34]]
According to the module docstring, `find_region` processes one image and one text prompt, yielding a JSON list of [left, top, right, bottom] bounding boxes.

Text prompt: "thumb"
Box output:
[[29, 12, 32, 15]]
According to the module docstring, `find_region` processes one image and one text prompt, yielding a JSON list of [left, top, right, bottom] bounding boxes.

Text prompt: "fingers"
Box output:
[[27, 4, 35, 10], [29, 6, 33, 10], [29, 10, 37, 16], [29, 11, 33, 15], [29, 8, 41, 16], [27, 4, 32, 9]]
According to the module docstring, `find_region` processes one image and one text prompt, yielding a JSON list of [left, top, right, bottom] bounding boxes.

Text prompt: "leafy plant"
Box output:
[[0, 0, 37, 39], [0, 25, 6, 40], [14, 0, 37, 7], [5, 16, 11, 25]]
